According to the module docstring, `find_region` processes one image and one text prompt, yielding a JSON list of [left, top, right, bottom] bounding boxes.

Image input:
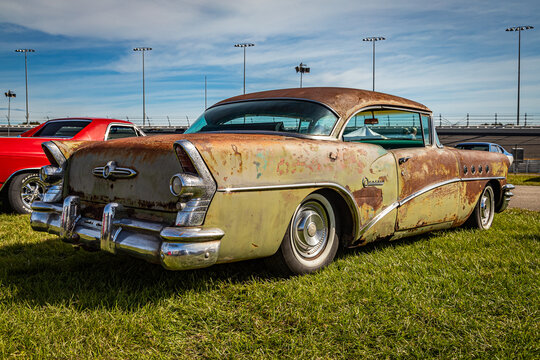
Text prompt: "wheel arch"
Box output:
[[313, 188, 356, 247], [0, 168, 41, 194]]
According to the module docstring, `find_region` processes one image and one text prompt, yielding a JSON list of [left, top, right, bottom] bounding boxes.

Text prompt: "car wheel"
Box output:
[[8, 173, 46, 214], [467, 185, 495, 230], [267, 193, 339, 275]]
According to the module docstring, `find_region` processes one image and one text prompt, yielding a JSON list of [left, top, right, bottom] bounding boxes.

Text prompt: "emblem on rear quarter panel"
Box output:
[[93, 161, 137, 180]]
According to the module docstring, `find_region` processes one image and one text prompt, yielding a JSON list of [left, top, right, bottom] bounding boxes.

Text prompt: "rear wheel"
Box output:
[[467, 185, 495, 230], [266, 193, 339, 275], [8, 173, 46, 214]]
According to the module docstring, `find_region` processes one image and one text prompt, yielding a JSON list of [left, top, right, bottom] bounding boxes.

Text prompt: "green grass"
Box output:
[[508, 174, 540, 186], [0, 210, 539, 359]]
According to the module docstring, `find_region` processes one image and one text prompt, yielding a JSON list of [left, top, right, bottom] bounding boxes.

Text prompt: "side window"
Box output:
[[107, 126, 138, 140], [421, 115, 431, 146], [342, 110, 426, 148]]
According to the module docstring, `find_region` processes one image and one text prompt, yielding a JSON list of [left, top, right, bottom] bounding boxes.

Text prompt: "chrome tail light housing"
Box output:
[[171, 140, 217, 226]]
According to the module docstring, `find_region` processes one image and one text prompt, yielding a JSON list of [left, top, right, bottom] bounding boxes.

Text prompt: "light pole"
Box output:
[[506, 26, 534, 126], [4, 90, 16, 136], [234, 43, 255, 94], [133, 47, 152, 126], [295, 62, 310, 88], [15, 49, 35, 124], [362, 37, 385, 91]]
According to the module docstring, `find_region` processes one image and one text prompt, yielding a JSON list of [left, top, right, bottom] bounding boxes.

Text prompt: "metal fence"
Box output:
[[434, 113, 540, 127], [510, 160, 540, 174], [0, 116, 194, 128], [1, 113, 540, 128]]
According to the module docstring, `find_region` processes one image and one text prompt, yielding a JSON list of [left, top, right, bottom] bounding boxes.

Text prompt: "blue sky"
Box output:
[[0, 0, 539, 126]]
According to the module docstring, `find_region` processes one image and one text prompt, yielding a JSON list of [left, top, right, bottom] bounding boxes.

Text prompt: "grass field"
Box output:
[[508, 174, 540, 186], [0, 210, 539, 359]]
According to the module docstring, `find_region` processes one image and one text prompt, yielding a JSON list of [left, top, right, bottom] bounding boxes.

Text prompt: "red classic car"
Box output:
[[0, 118, 144, 213]]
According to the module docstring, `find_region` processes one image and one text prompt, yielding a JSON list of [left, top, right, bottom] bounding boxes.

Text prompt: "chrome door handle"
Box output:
[[399, 157, 410, 165]]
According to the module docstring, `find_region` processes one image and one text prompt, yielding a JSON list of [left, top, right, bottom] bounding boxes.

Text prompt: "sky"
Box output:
[[0, 0, 539, 126]]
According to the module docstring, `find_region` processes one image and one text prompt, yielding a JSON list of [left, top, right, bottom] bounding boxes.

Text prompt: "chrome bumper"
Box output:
[[30, 196, 224, 270], [497, 183, 515, 213]]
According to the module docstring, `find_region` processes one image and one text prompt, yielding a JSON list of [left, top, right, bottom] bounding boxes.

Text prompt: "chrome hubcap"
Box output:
[[292, 201, 329, 259], [480, 187, 493, 226], [21, 177, 45, 208]]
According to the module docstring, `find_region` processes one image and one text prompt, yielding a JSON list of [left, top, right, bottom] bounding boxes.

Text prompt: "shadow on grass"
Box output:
[[523, 176, 540, 184], [0, 231, 438, 310], [2, 222, 534, 310], [0, 236, 279, 310]]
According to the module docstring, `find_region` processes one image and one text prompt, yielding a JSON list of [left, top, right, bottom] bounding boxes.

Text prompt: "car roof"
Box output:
[[213, 87, 431, 119]]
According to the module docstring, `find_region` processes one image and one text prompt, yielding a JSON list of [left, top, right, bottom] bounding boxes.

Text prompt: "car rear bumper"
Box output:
[[30, 196, 224, 270]]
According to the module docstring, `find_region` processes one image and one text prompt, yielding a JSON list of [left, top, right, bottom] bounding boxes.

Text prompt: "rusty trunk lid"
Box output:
[[67, 135, 185, 212]]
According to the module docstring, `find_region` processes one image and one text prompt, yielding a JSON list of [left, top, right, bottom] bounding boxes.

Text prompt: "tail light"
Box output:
[[170, 140, 217, 227], [174, 144, 198, 175]]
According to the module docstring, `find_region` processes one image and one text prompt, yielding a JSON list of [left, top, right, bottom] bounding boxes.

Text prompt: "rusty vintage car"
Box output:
[[30, 88, 514, 274]]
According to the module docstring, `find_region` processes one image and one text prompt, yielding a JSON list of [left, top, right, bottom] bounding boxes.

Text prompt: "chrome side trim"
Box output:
[[461, 176, 504, 182], [399, 178, 461, 206], [217, 181, 360, 239], [357, 202, 400, 238], [357, 176, 506, 239], [220, 176, 506, 243], [218, 182, 349, 193]]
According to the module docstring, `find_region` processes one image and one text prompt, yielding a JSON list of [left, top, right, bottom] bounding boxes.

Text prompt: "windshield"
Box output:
[[185, 100, 338, 136]]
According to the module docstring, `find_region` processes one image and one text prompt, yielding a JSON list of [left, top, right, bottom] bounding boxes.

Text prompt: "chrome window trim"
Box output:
[[104, 123, 142, 141], [336, 106, 431, 141]]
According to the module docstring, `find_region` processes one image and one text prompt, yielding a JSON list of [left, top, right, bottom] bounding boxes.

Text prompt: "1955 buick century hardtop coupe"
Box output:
[[30, 88, 514, 275]]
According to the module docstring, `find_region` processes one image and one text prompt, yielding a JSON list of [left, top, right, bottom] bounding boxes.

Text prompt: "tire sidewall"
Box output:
[[8, 173, 45, 214]]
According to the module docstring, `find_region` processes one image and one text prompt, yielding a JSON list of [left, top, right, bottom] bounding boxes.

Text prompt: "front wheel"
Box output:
[[266, 193, 339, 275], [8, 173, 46, 214], [466, 184, 495, 230]]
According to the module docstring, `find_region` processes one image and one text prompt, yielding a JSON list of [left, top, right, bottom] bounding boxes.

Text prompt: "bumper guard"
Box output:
[[30, 196, 224, 270]]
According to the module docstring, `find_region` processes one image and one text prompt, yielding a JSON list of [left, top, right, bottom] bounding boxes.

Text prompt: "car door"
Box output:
[[391, 115, 461, 230]]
